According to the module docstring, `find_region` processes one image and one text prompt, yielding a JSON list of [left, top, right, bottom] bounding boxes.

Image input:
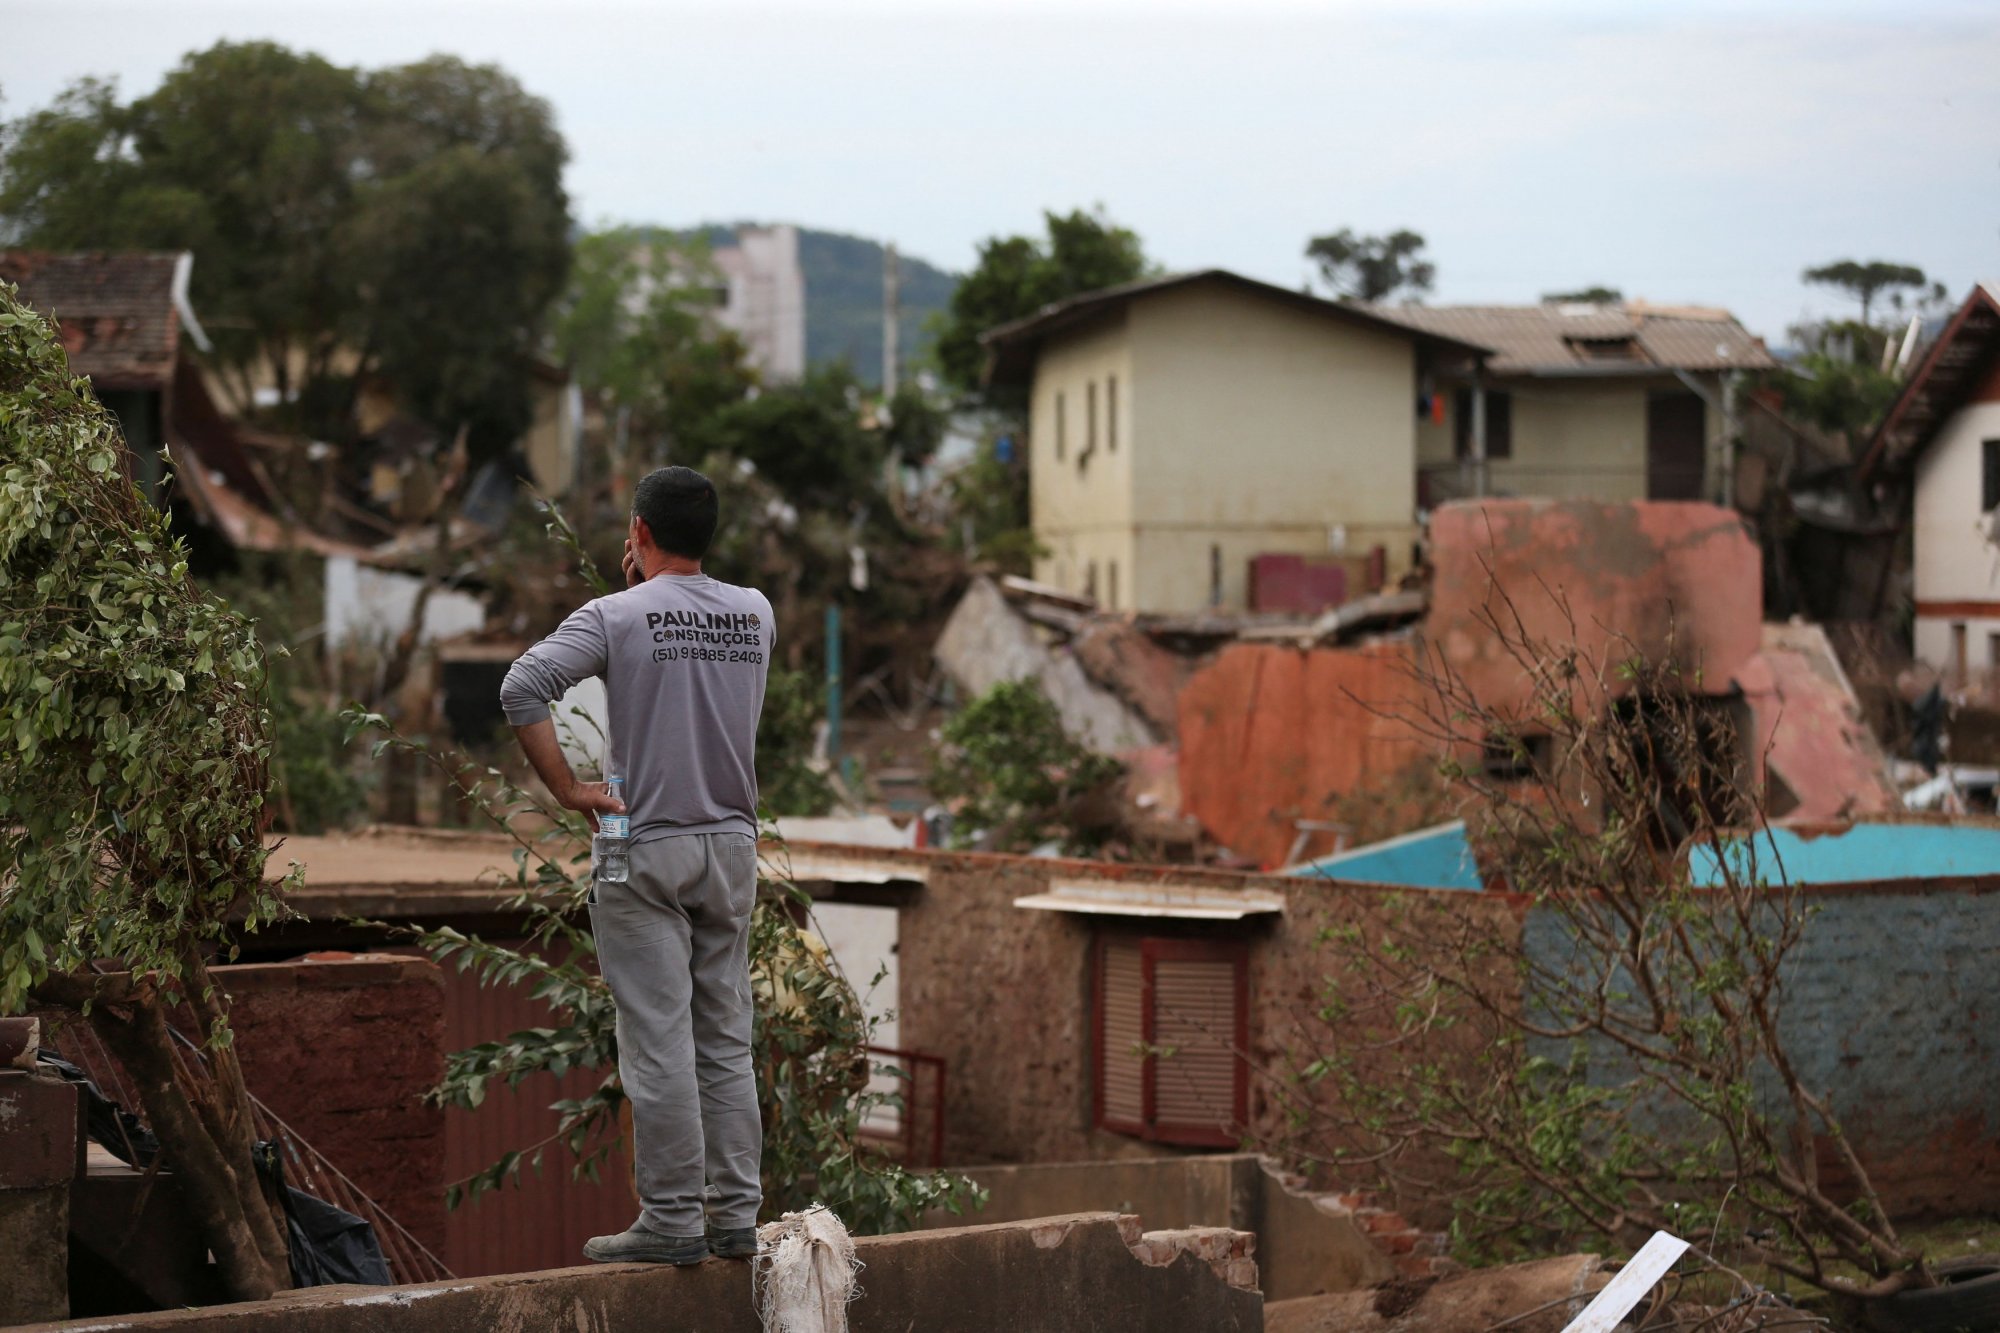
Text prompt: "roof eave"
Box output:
[[977, 269, 1492, 387], [1860, 285, 2000, 480]]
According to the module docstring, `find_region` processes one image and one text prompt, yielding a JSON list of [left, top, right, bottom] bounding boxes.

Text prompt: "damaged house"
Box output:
[[937, 498, 1897, 869], [980, 270, 1774, 618], [0, 250, 362, 563]]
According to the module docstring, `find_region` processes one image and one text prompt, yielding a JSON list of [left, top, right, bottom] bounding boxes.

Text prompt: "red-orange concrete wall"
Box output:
[[1177, 642, 1431, 868], [1427, 499, 1763, 718], [1179, 500, 1767, 866]]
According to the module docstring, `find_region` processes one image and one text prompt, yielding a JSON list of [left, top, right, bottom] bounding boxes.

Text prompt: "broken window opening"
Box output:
[[1607, 692, 1750, 852], [1481, 729, 1551, 781]]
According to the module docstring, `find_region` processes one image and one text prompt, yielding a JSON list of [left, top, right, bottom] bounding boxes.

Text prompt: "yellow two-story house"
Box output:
[[981, 270, 1485, 614]]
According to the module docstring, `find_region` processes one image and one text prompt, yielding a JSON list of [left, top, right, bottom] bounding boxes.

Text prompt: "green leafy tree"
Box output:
[[1801, 260, 1932, 328], [1778, 351, 1903, 443], [930, 680, 1124, 854], [933, 207, 1151, 401], [0, 43, 571, 458], [552, 227, 755, 464], [0, 284, 294, 1298], [758, 667, 838, 817], [689, 362, 889, 502], [0, 45, 365, 413], [1306, 227, 1435, 302], [946, 432, 1039, 576]]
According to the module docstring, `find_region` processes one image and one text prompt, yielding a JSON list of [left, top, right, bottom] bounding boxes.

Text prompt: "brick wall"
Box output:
[[888, 848, 1524, 1173], [1520, 879, 2000, 1220], [874, 840, 2000, 1231], [221, 953, 447, 1256]]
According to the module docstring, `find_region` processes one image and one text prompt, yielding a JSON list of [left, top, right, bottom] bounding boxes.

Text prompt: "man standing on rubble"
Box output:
[[498, 465, 773, 1265]]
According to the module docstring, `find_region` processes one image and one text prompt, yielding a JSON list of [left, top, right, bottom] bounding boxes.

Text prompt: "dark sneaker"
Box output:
[[583, 1226, 709, 1265], [708, 1226, 759, 1260]]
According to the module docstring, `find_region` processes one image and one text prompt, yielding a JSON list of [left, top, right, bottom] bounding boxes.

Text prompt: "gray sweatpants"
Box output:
[[590, 831, 762, 1235]]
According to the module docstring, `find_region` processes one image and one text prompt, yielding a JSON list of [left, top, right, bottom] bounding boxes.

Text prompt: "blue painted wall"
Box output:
[[1291, 822, 1484, 892], [1692, 822, 2000, 887]]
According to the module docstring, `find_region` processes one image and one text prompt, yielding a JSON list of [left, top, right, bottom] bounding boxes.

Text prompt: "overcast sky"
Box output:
[[6, 0, 1997, 342]]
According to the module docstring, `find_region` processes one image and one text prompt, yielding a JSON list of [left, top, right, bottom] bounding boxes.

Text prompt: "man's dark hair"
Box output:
[[633, 466, 719, 559]]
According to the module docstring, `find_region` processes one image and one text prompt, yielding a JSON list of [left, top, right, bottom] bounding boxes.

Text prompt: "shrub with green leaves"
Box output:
[[0, 281, 293, 1298], [930, 679, 1124, 855], [0, 282, 287, 1010]]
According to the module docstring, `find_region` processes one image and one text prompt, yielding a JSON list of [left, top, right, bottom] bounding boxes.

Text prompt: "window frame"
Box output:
[[1093, 934, 1250, 1148], [1982, 438, 2000, 513]]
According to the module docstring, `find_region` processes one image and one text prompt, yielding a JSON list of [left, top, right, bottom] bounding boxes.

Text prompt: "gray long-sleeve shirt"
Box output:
[[499, 572, 774, 842]]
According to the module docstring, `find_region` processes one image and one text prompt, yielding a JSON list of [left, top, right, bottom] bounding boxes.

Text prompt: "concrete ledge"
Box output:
[[10, 1212, 1262, 1332], [943, 1153, 1394, 1300]]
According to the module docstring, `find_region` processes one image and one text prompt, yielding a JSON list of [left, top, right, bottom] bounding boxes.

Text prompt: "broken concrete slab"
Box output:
[[1265, 1253, 1604, 1333], [1738, 621, 1900, 821], [935, 576, 1159, 753], [941, 1152, 1393, 1301]]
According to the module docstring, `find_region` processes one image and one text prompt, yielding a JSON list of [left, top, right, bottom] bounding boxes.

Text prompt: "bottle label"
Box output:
[[600, 814, 630, 839]]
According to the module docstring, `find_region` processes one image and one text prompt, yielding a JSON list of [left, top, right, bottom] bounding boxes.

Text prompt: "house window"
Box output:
[[1209, 544, 1223, 607], [1108, 560, 1119, 611], [1482, 730, 1550, 781], [1083, 380, 1098, 472], [1108, 376, 1119, 453], [1453, 389, 1513, 460], [1953, 623, 1969, 681], [1085, 560, 1099, 602], [1054, 391, 1066, 462], [1989, 632, 2000, 673], [1095, 936, 1248, 1147], [1983, 439, 2000, 512]]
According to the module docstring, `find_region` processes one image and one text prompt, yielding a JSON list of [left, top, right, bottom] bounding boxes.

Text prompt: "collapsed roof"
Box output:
[[0, 250, 208, 390]]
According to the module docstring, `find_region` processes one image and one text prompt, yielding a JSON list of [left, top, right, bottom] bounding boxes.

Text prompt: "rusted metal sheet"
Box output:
[[437, 943, 635, 1277]]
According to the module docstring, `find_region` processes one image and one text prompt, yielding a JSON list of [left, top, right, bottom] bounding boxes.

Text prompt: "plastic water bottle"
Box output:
[[593, 777, 629, 884]]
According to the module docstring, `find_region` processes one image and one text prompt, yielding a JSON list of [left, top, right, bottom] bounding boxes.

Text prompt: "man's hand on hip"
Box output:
[[560, 779, 627, 833]]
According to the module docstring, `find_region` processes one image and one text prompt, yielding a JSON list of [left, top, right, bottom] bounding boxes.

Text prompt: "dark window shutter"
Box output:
[[1097, 937, 1146, 1133], [1095, 936, 1247, 1146]]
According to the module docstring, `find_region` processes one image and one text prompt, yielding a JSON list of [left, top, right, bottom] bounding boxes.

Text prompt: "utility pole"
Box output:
[[883, 242, 900, 397]]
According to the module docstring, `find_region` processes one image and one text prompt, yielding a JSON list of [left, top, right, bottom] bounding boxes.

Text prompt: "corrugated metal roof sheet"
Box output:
[[1365, 300, 1774, 376], [0, 251, 185, 389]]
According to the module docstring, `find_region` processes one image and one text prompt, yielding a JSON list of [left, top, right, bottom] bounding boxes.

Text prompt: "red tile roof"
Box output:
[[0, 251, 185, 390]]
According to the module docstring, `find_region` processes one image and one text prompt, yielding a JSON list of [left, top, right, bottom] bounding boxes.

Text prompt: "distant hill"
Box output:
[[695, 223, 958, 387]]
